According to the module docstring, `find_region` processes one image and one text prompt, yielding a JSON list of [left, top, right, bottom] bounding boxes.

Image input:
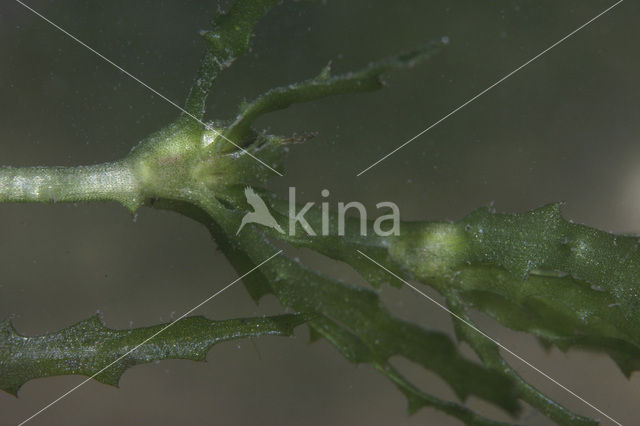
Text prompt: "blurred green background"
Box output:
[[1, 0, 639, 424]]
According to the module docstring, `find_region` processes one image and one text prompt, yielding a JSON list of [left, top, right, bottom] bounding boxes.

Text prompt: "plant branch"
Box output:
[[240, 190, 633, 424], [260, 194, 640, 372], [187, 195, 523, 422], [222, 42, 443, 147], [2, 1, 630, 423]]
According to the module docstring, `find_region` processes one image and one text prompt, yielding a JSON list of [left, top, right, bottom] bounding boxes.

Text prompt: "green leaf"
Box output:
[[389, 204, 640, 373], [187, 196, 522, 426], [238, 191, 612, 425], [0, 313, 310, 396], [222, 41, 444, 146]]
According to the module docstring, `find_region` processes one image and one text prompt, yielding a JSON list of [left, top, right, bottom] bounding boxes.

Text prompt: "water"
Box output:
[[1, 1, 639, 425]]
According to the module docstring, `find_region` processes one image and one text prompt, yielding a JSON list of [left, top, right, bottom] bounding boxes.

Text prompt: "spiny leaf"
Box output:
[[190, 196, 523, 426], [445, 294, 598, 426], [460, 203, 640, 327], [0, 313, 310, 396], [253, 192, 640, 366], [237, 191, 618, 424], [222, 41, 445, 145]]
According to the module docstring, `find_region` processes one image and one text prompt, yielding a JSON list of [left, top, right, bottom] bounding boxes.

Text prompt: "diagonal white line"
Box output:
[[13, 0, 283, 177], [356, 0, 624, 176], [18, 250, 283, 426], [356, 249, 622, 426]]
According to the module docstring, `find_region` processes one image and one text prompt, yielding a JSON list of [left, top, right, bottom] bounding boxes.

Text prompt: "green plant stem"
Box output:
[[0, 160, 141, 211]]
